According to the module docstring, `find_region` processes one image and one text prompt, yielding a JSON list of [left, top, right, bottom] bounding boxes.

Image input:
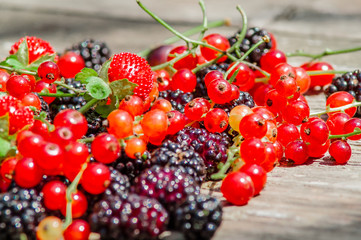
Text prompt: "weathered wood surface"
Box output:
[[1, 1, 361, 239]]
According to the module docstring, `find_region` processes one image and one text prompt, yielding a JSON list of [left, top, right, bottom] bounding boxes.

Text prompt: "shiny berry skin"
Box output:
[[41, 180, 67, 210], [241, 164, 267, 196], [251, 83, 273, 106], [294, 67, 311, 94], [275, 75, 298, 98], [36, 142, 64, 172], [260, 49, 287, 73], [54, 109, 88, 139], [300, 117, 329, 144], [269, 63, 296, 86], [14, 157, 43, 188], [204, 70, 224, 87], [228, 105, 253, 132], [200, 33, 230, 62], [21, 93, 41, 109], [22, 74, 36, 91], [252, 106, 275, 121], [81, 162, 111, 195], [37, 61, 60, 83], [285, 140, 309, 165], [58, 52, 85, 78], [125, 137, 147, 159], [0, 157, 18, 183], [326, 91, 356, 117], [184, 97, 210, 121], [151, 99, 172, 112], [326, 112, 350, 135], [36, 216, 63, 240], [6, 75, 32, 98], [118, 95, 144, 117], [61, 190, 88, 218], [63, 219, 91, 240], [343, 118, 361, 140], [282, 100, 310, 126], [0, 69, 10, 91], [272, 140, 284, 161], [167, 45, 198, 70], [147, 45, 173, 66], [264, 89, 287, 116], [277, 123, 300, 147], [91, 133, 120, 163], [17, 133, 45, 159], [240, 138, 265, 165], [239, 113, 267, 139], [204, 108, 228, 133], [307, 139, 330, 158], [141, 109, 168, 138], [261, 142, 277, 172], [9, 106, 35, 134], [302, 61, 335, 87], [207, 78, 233, 104], [329, 140, 351, 164], [49, 126, 74, 148], [171, 68, 197, 93], [34, 80, 57, 104], [107, 109, 134, 139], [166, 110, 186, 135], [226, 62, 255, 91], [221, 171, 254, 206], [64, 141, 89, 166]]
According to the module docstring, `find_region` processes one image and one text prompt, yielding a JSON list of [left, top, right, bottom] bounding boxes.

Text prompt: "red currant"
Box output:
[[171, 69, 197, 93], [81, 162, 110, 195], [37, 61, 60, 83], [107, 109, 134, 139], [61, 190, 88, 218], [91, 133, 120, 164], [207, 78, 233, 104], [285, 140, 309, 165], [260, 49, 287, 73], [118, 95, 144, 117], [343, 118, 361, 140], [269, 63, 296, 86], [184, 98, 211, 121], [41, 180, 67, 210], [58, 52, 85, 78], [300, 117, 329, 144], [141, 109, 168, 138], [6, 75, 32, 98], [63, 219, 91, 240], [14, 157, 43, 188], [204, 108, 228, 133], [282, 100, 310, 126], [329, 140, 351, 164], [221, 171, 254, 206], [200, 33, 230, 62], [277, 123, 300, 147], [241, 164, 267, 196], [326, 91, 356, 117], [167, 45, 198, 70], [239, 113, 267, 139], [125, 137, 147, 159], [326, 112, 350, 135], [166, 110, 186, 135]]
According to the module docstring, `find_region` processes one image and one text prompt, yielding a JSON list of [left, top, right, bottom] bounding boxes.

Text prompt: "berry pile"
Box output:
[[0, 1, 361, 239]]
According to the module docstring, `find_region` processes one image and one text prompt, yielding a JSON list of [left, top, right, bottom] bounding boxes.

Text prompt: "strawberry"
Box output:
[[9, 36, 56, 64], [9, 107, 34, 135], [108, 52, 154, 100], [0, 96, 21, 117]]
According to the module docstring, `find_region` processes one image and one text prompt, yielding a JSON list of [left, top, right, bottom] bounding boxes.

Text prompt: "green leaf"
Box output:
[[85, 77, 111, 100], [0, 137, 11, 159], [15, 37, 29, 66], [0, 114, 9, 139], [95, 96, 118, 118], [99, 58, 111, 82], [26, 54, 56, 71], [0, 55, 25, 69], [75, 68, 98, 84], [109, 79, 138, 100]]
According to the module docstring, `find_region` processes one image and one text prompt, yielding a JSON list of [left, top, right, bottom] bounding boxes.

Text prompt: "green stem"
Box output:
[[151, 50, 190, 71], [226, 5, 248, 58], [78, 137, 95, 143], [54, 80, 86, 94], [211, 145, 240, 180], [306, 70, 349, 76], [286, 46, 361, 60], [192, 54, 224, 73], [34, 112, 54, 132], [197, 0, 208, 41], [78, 98, 100, 114], [0, 65, 37, 76], [329, 128, 361, 139], [310, 101, 361, 117], [63, 162, 88, 230], [38, 92, 79, 98]]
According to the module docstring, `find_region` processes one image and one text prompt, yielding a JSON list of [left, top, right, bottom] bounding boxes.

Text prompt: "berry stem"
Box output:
[[192, 54, 224, 73], [306, 70, 349, 76], [54, 80, 87, 94], [78, 137, 95, 143], [37, 92, 79, 98], [151, 51, 190, 71], [33, 112, 55, 132], [0, 65, 37, 76], [197, 0, 208, 41], [310, 101, 361, 117], [329, 127, 361, 139], [78, 98, 100, 114], [286, 46, 361, 60], [226, 5, 248, 58], [211, 144, 241, 180], [63, 162, 88, 230]]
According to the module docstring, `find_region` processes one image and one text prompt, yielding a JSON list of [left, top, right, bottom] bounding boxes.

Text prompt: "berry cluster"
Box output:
[[0, 1, 361, 239]]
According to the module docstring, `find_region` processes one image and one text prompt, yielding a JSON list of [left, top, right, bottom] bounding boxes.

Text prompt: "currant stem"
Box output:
[[54, 80, 87, 94], [78, 137, 95, 144], [286, 46, 361, 60], [37, 92, 79, 98], [33, 112, 54, 132], [226, 5, 248, 58], [329, 128, 361, 139], [310, 101, 361, 117], [192, 54, 223, 73], [151, 51, 190, 71], [0, 65, 37, 76], [211, 145, 240, 180], [63, 162, 88, 230], [306, 70, 349, 76], [198, 0, 208, 41], [78, 98, 100, 114]]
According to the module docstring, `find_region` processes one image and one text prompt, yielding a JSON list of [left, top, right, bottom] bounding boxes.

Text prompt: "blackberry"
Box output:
[[325, 70, 361, 115], [88, 193, 168, 240], [69, 39, 111, 72], [158, 89, 194, 113], [132, 165, 200, 212], [0, 187, 46, 240], [214, 90, 255, 114], [174, 194, 223, 240], [35, 94, 52, 122], [85, 109, 107, 138], [113, 150, 152, 182], [151, 140, 206, 183], [171, 127, 232, 177], [194, 62, 230, 98], [228, 27, 273, 65]]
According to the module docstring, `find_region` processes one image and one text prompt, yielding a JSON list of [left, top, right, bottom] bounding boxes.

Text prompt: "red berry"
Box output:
[[125, 137, 147, 159], [241, 164, 267, 196], [300, 117, 329, 144], [277, 123, 300, 147], [269, 63, 296, 86], [239, 113, 267, 139], [21, 93, 41, 109], [240, 138, 265, 165], [260, 49, 287, 73], [58, 52, 85, 78], [226, 62, 255, 91], [282, 100, 310, 126], [204, 70, 224, 87], [38, 61, 60, 83], [261, 142, 277, 172], [329, 140, 351, 164], [302, 62, 335, 87], [207, 78, 233, 104], [275, 75, 298, 98], [41, 180, 67, 210], [34, 80, 57, 104], [285, 140, 309, 165], [9, 106, 34, 134], [167, 45, 198, 70], [108, 52, 154, 100], [61, 190, 88, 218], [141, 109, 168, 138], [36, 142, 64, 173], [64, 141, 89, 166], [63, 219, 91, 240], [166, 110, 186, 135], [91, 133, 120, 164], [0, 157, 18, 183], [221, 171, 254, 206], [53, 109, 88, 139], [264, 89, 287, 116], [251, 83, 273, 106], [151, 99, 172, 112], [184, 98, 210, 121], [118, 95, 144, 117], [294, 67, 311, 94], [14, 157, 43, 188], [343, 118, 361, 140], [171, 69, 197, 93], [81, 163, 111, 195], [107, 109, 134, 139], [18, 133, 45, 159], [200, 33, 230, 62], [6, 75, 32, 98], [0, 69, 10, 92], [49, 126, 75, 148], [326, 112, 350, 135], [204, 108, 228, 133], [307, 139, 330, 158], [326, 91, 356, 117]]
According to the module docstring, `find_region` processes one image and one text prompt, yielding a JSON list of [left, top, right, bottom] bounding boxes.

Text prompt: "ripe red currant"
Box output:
[[221, 171, 255, 206], [81, 162, 111, 195], [58, 51, 85, 78], [200, 33, 230, 62], [204, 108, 228, 133], [171, 69, 197, 93], [37, 61, 60, 83], [329, 140, 351, 164]]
